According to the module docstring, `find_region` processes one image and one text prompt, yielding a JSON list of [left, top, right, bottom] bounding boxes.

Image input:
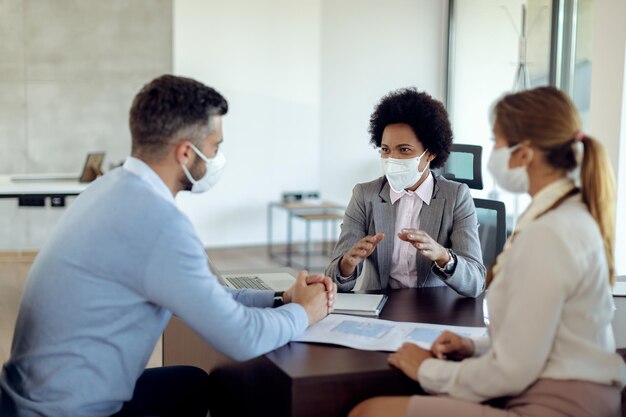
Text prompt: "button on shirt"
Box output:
[[388, 172, 434, 288]]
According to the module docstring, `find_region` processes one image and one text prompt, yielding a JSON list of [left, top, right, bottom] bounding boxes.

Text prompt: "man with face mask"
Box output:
[[0, 75, 336, 417]]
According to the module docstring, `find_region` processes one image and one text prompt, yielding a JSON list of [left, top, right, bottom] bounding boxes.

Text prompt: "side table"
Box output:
[[267, 201, 344, 270]]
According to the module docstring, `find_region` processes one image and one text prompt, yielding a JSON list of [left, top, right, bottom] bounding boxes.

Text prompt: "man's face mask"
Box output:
[[181, 144, 226, 193]]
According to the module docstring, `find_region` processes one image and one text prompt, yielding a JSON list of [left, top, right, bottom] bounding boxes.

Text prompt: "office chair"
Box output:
[[434, 144, 483, 190], [473, 198, 506, 269]]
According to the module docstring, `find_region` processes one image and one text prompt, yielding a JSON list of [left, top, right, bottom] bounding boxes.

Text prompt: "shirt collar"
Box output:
[[515, 177, 576, 232], [389, 171, 434, 205], [123, 156, 176, 205]]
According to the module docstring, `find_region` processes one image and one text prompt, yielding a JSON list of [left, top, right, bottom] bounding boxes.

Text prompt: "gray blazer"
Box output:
[[326, 175, 486, 297]]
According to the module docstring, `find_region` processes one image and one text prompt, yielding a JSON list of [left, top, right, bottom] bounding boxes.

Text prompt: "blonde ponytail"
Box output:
[[580, 136, 616, 284], [494, 87, 616, 286]]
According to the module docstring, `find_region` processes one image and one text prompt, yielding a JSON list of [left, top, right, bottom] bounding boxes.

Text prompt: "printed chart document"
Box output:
[[331, 293, 388, 317], [294, 314, 487, 352]]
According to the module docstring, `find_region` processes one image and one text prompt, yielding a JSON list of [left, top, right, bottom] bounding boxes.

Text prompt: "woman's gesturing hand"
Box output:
[[339, 232, 385, 277]]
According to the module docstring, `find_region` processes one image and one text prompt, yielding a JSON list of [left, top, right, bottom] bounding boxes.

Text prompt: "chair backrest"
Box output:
[[473, 198, 506, 269], [433, 144, 483, 190]]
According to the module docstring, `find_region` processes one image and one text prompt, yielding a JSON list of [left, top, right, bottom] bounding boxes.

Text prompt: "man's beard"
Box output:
[[181, 157, 206, 191]]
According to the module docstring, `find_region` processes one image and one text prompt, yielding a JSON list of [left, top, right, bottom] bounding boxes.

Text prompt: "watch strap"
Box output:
[[436, 249, 456, 275], [272, 291, 285, 308]]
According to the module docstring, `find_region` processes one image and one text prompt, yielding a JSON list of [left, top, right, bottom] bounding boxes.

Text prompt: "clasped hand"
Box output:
[[388, 331, 475, 381], [285, 271, 337, 325]]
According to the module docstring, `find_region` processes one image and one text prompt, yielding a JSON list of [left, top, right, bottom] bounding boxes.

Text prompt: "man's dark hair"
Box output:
[[368, 87, 452, 169], [129, 74, 228, 161]]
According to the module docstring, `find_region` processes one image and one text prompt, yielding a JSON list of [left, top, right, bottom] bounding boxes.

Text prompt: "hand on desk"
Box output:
[[287, 271, 337, 324], [339, 232, 385, 277], [430, 330, 475, 360], [388, 343, 434, 382], [388, 332, 476, 381]]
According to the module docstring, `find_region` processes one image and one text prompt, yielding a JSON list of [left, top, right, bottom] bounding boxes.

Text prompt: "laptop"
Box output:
[[208, 259, 388, 316], [208, 257, 296, 291], [10, 152, 105, 183]]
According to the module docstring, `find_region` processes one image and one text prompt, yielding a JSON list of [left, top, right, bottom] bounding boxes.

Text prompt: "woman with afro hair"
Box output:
[[325, 88, 485, 297]]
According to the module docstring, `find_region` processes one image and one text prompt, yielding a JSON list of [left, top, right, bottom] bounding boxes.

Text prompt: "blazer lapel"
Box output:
[[373, 182, 396, 289], [416, 177, 445, 286]]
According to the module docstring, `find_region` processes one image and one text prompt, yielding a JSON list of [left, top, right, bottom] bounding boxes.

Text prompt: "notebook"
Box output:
[[207, 257, 295, 292], [331, 293, 388, 317], [10, 152, 105, 183]]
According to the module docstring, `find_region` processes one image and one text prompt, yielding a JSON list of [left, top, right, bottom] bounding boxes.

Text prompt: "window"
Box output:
[[447, 0, 593, 227]]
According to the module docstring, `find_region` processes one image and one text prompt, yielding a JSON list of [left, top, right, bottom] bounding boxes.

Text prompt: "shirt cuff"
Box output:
[[431, 263, 452, 280], [470, 335, 491, 356], [417, 357, 459, 395], [226, 288, 276, 308], [336, 270, 356, 283], [253, 289, 275, 308]]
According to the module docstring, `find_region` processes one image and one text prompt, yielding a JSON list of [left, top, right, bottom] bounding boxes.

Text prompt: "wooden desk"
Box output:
[[207, 287, 485, 417], [164, 284, 626, 417]]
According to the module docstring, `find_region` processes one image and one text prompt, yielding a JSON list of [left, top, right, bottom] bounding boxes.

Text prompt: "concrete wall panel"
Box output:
[[0, 83, 27, 174], [0, 0, 25, 81], [24, 0, 172, 81], [0, 0, 172, 249]]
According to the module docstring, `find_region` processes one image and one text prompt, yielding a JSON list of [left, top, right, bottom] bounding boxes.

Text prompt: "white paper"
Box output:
[[613, 282, 626, 296], [294, 314, 487, 352]]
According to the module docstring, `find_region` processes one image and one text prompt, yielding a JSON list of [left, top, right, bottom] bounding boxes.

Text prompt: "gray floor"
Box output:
[[0, 245, 333, 367]]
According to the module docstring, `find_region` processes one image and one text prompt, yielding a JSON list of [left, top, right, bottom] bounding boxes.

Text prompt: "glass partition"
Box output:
[[447, 0, 593, 227], [447, 0, 552, 225]]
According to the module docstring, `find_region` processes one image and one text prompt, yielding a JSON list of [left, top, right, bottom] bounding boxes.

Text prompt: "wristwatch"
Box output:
[[436, 248, 456, 276], [272, 291, 285, 308]]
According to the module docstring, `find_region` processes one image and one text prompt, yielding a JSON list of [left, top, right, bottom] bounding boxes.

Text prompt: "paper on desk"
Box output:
[[293, 314, 487, 352], [613, 282, 626, 297]]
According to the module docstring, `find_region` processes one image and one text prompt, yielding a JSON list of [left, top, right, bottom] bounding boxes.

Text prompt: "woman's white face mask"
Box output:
[[181, 144, 226, 193], [486, 143, 529, 193], [381, 149, 429, 193]]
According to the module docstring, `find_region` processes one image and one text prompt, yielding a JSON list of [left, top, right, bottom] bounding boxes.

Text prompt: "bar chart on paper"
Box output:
[[295, 314, 486, 352]]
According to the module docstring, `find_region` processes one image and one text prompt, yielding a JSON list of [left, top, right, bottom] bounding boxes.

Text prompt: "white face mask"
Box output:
[[181, 144, 226, 193], [381, 149, 429, 193], [486, 144, 528, 193]]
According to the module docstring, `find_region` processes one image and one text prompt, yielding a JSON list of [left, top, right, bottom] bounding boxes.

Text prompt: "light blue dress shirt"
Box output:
[[0, 157, 308, 417]]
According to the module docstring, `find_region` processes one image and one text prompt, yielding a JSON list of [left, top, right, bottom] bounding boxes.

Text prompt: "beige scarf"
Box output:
[[486, 178, 578, 287]]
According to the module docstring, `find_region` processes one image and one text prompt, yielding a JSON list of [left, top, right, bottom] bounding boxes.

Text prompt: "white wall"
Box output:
[[318, 0, 447, 206], [174, 0, 446, 247], [589, 0, 626, 275], [0, 1, 172, 251], [174, 0, 322, 247], [450, 0, 525, 158]]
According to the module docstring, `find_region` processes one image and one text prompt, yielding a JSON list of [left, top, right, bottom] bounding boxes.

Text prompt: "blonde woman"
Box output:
[[350, 86, 626, 417]]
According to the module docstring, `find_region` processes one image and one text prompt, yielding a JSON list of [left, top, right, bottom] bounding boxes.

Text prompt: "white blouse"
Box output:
[[418, 179, 626, 402]]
